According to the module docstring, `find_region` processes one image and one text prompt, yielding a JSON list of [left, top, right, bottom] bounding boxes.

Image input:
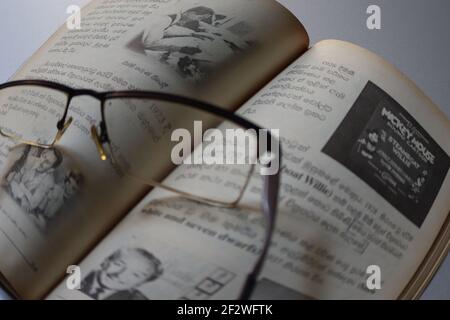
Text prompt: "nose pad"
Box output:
[[91, 125, 108, 161], [55, 117, 73, 144]]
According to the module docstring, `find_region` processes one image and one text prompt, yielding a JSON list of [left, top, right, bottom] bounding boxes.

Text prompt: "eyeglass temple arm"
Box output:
[[238, 152, 281, 300]]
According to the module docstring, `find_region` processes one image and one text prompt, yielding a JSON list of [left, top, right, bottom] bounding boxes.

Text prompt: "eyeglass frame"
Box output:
[[0, 79, 281, 300]]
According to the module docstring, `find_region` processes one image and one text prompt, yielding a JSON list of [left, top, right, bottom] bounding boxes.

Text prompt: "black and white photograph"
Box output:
[[77, 232, 239, 300], [125, 3, 256, 81], [79, 247, 164, 300], [0, 145, 83, 231], [323, 82, 450, 227]]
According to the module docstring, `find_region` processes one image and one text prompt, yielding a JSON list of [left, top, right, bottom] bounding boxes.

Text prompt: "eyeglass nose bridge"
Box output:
[[57, 93, 110, 161]]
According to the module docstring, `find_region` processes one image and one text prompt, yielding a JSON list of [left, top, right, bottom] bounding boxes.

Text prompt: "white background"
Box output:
[[0, 0, 448, 299]]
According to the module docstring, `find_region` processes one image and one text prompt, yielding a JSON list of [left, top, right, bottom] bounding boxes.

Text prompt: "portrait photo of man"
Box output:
[[80, 247, 164, 300]]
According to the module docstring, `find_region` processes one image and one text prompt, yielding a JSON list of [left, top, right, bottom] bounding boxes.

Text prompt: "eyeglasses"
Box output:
[[0, 79, 281, 300]]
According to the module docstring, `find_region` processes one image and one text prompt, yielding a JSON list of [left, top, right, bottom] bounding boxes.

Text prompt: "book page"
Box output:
[[0, 0, 308, 299], [49, 39, 449, 300]]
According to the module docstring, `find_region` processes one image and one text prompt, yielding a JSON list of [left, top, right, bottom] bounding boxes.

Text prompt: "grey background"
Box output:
[[0, 0, 448, 300]]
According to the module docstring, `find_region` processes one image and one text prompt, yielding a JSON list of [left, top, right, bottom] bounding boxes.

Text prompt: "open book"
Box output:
[[0, 0, 448, 300]]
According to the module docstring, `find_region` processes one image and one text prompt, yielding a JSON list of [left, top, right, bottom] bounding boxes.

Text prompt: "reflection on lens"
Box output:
[[104, 98, 257, 204], [0, 85, 68, 146]]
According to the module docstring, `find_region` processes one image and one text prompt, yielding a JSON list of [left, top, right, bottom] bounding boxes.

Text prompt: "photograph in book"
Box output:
[[124, 2, 256, 82], [0, 145, 83, 231], [74, 236, 237, 301], [79, 247, 164, 300], [323, 81, 450, 227]]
